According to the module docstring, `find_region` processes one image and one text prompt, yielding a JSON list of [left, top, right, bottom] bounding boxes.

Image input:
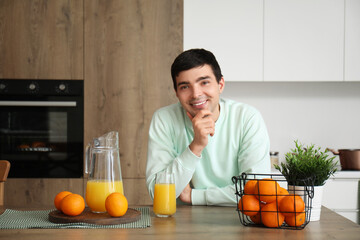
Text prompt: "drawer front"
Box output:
[[322, 179, 359, 210]]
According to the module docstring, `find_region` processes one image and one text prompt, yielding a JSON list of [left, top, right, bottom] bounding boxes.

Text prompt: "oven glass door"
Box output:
[[0, 100, 83, 178]]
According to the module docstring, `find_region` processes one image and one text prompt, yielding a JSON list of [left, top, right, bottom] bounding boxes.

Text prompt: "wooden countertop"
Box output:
[[0, 205, 359, 240]]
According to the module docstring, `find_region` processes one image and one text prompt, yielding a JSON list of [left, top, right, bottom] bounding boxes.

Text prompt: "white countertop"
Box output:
[[329, 170, 360, 179], [271, 168, 360, 180]]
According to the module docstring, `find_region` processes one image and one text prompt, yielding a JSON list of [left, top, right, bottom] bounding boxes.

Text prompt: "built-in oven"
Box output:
[[0, 79, 83, 178]]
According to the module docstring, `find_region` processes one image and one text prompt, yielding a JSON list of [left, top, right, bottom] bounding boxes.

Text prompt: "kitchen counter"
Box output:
[[329, 170, 360, 179], [271, 169, 360, 179], [0, 205, 359, 240]]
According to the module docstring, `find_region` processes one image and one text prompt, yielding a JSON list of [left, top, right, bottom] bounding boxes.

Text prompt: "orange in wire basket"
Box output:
[[276, 187, 289, 204], [279, 194, 305, 217], [254, 178, 281, 203], [61, 194, 85, 216], [261, 202, 285, 228], [285, 212, 306, 227], [249, 202, 265, 224], [244, 180, 258, 195], [238, 194, 261, 216], [250, 212, 262, 224]]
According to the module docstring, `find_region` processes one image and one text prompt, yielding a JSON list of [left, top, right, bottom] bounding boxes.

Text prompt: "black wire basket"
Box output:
[[232, 172, 314, 230]]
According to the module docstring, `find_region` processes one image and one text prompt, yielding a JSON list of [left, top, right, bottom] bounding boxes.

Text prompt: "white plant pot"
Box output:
[[288, 185, 324, 222]]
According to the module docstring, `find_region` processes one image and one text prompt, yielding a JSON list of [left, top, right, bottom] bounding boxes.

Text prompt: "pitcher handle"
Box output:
[[84, 143, 91, 176]]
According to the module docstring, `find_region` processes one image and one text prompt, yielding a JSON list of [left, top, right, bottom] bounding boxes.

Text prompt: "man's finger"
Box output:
[[209, 127, 215, 137], [186, 112, 193, 120], [198, 110, 212, 118]]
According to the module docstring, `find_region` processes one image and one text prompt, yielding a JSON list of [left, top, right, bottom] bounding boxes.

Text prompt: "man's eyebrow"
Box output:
[[177, 75, 211, 87], [177, 81, 189, 87], [196, 76, 211, 82]]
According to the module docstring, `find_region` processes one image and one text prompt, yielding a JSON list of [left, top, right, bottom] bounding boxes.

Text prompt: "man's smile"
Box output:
[[190, 99, 208, 109]]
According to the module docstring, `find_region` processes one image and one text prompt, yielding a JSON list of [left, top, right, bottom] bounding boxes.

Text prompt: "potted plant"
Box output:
[[274, 140, 338, 221]]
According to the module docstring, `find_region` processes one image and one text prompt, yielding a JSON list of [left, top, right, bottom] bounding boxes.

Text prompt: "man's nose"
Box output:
[[191, 85, 202, 98]]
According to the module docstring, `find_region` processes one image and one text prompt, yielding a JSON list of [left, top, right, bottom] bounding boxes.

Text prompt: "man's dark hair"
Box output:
[[171, 49, 223, 91]]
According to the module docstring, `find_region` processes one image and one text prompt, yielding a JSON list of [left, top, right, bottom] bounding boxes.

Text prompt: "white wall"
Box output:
[[221, 82, 360, 165]]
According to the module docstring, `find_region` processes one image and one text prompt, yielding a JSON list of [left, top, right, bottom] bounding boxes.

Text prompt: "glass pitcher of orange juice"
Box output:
[[84, 131, 124, 213]]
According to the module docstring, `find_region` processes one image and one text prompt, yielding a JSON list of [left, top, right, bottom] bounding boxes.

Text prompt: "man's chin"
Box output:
[[183, 104, 210, 117], [188, 108, 205, 117]]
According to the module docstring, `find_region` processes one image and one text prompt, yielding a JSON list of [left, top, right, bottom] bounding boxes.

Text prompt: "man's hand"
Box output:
[[179, 184, 192, 204], [187, 110, 215, 157]]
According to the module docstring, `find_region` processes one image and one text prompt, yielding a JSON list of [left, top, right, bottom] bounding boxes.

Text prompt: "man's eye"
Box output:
[[179, 85, 188, 90], [202, 81, 209, 85]]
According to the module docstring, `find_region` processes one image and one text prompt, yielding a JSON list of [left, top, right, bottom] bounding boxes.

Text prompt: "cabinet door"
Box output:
[[0, 0, 83, 80], [322, 178, 359, 210], [345, 0, 360, 81], [264, 0, 344, 81], [184, 0, 263, 81], [84, 0, 181, 205], [322, 178, 359, 224]]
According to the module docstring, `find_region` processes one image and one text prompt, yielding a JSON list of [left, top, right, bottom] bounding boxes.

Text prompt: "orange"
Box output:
[[276, 187, 289, 204], [254, 178, 281, 203], [285, 212, 306, 227], [61, 194, 85, 216], [105, 192, 128, 217], [250, 212, 261, 224], [54, 191, 72, 211], [238, 194, 261, 217], [250, 212, 262, 224], [244, 180, 258, 195], [279, 194, 305, 217], [261, 202, 285, 228], [249, 202, 265, 224]]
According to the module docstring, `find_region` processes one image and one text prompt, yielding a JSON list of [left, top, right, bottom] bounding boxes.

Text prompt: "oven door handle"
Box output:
[[0, 101, 77, 107]]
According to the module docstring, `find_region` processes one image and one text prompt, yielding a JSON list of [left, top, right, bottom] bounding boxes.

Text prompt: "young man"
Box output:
[[146, 49, 270, 206]]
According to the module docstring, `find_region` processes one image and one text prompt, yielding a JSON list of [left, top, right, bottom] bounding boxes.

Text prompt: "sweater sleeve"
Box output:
[[145, 110, 201, 199], [237, 108, 271, 174], [192, 185, 237, 206]]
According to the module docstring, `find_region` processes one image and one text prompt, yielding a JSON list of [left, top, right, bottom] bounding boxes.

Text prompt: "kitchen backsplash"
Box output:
[[222, 82, 360, 165]]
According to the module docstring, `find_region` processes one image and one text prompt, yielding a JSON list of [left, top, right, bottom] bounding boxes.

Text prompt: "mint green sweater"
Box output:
[[146, 98, 270, 206]]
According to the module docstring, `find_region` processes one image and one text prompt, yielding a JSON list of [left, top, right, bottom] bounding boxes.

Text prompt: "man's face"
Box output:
[[175, 64, 225, 121]]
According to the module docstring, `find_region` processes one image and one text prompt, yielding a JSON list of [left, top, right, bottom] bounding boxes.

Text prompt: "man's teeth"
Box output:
[[193, 100, 206, 106]]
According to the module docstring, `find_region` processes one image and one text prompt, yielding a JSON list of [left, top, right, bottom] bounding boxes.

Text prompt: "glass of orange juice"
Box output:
[[153, 172, 176, 217]]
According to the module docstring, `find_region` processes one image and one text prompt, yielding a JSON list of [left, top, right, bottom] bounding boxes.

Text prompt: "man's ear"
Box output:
[[218, 77, 225, 93]]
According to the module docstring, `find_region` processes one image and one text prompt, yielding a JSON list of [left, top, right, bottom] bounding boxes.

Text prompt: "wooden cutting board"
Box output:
[[48, 207, 141, 225]]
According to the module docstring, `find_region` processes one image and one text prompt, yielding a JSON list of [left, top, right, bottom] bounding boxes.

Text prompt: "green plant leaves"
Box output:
[[274, 140, 338, 186]]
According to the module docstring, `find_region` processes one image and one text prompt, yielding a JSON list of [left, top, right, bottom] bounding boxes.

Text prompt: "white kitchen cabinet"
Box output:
[[184, 0, 263, 82], [264, 0, 344, 81], [184, 0, 360, 82], [345, 0, 360, 81], [322, 171, 360, 224]]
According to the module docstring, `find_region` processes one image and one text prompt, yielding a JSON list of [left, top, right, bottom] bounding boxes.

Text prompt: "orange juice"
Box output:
[[86, 180, 124, 212], [153, 183, 176, 217]]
